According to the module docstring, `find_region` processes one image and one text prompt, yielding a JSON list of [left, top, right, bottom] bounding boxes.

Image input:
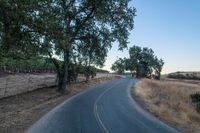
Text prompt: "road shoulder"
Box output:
[[131, 78, 200, 133], [0, 76, 120, 133]]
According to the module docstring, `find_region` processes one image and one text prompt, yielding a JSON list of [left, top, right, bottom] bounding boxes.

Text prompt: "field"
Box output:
[[132, 78, 200, 133], [167, 71, 200, 80]]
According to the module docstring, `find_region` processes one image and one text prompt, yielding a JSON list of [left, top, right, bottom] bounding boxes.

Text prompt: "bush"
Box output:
[[196, 103, 200, 112], [191, 93, 200, 112], [191, 93, 200, 103]]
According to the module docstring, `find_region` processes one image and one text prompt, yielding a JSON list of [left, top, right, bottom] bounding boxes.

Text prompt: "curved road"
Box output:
[[27, 78, 181, 133]]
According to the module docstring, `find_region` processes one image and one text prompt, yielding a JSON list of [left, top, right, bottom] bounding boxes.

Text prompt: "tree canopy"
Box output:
[[111, 45, 164, 79], [0, 0, 136, 92], [111, 58, 126, 74]]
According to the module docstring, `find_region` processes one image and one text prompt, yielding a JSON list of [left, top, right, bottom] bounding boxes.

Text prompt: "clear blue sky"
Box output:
[[103, 0, 200, 74]]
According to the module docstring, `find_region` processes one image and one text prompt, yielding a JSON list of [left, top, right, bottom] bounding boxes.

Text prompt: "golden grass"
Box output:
[[133, 78, 200, 133]]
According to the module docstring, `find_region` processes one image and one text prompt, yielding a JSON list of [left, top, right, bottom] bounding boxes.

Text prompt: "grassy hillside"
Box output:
[[167, 71, 200, 80], [133, 78, 200, 133]]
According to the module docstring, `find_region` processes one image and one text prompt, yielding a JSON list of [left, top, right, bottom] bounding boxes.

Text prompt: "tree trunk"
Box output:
[[136, 66, 140, 78], [131, 71, 134, 77], [58, 52, 69, 93], [48, 50, 70, 94], [156, 71, 161, 80]]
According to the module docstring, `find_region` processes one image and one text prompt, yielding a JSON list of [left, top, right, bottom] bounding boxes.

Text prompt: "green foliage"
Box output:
[[0, 56, 56, 70], [196, 103, 200, 112], [0, 0, 136, 92], [191, 93, 200, 103], [95, 68, 109, 73], [111, 45, 164, 79], [191, 93, 200, 112], [128, 45, 164, 79], [111, 58, 126, 74], [0, 56, 107, 83], [83, 66, 96, 81], [68, 63, 97, 82], [0, 0, 42, 58]]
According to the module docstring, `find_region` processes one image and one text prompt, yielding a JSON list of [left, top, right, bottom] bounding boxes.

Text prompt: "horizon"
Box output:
[[103, 0, 200, 74]]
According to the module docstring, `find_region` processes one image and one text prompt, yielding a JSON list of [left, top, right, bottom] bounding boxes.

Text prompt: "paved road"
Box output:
[[27, 78, 181, 133]]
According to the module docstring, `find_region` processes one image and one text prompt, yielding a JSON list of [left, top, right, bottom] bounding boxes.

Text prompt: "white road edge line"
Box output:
[[93, 80, 122, 133]]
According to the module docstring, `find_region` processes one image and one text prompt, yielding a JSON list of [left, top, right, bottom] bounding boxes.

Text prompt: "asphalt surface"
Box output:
[[27, 77, 181, 133]]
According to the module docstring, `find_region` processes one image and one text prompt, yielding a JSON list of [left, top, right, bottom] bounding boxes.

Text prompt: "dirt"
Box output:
[[0, 76, 121, 133]]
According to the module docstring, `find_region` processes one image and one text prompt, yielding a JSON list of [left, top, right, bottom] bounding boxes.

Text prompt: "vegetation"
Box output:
[[0, 56, 56, 70], [168, 71, 200, 80], [133, 79, 200, 133], [111, 45, 164, 79], [191, 93, 200, 112], [111, 58, 126, 74], [0, 0, 136, 92], [0, 56, 109, 82]]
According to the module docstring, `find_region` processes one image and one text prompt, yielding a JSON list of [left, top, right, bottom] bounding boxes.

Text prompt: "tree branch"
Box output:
[[70, 6, 95, 43]]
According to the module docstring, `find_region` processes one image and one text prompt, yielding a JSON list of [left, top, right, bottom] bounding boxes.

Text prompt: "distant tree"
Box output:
[[137, 47, 155, 77], [153, 57, 164, 79], [112, 45, 164, 79], [111, 58, 126, 74], [76, 35, 108, 82], [128, 45, 164, 78], [128, 45, 142, 77]]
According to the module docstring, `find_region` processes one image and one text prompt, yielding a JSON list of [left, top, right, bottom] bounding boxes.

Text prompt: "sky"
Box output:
[[103, 0, 200, 74]]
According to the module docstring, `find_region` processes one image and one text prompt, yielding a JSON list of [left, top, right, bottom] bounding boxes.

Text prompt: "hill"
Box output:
[[167, 71, 200, 80]]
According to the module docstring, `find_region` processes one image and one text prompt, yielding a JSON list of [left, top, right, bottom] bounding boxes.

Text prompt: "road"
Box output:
[[27, 77, 181, 133]]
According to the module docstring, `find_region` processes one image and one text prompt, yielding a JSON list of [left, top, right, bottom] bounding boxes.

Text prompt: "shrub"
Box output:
[[191, 93, 200, 103], [191, 92, 200, 112], [196, 103, 200, 112]]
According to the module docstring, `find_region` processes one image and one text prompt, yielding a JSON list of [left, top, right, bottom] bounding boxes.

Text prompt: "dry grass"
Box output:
[[132, 78, 200, 133], [0, 76, 121, 133]]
